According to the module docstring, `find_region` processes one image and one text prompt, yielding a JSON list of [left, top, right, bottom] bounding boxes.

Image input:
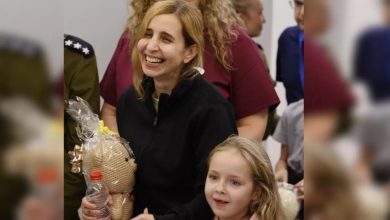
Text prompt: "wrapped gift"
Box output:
[[67, 97, 137, 220]]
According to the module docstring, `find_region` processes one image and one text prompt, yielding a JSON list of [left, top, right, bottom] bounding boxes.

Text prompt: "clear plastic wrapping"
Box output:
[[66, 96, 137, 220]]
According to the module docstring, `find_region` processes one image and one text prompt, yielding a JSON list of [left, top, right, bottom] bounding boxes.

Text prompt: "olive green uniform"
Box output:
[[64, 34, 100, 220], [0, 33, 50, 220]]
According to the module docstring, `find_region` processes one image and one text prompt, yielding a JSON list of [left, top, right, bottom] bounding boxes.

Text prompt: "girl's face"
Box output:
[[137, 14, 196, 81], [205, 149, 256, 220]]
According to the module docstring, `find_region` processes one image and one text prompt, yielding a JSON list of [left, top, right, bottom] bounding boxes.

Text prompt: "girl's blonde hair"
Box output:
[[131, 0, 204, 99], [208, 136, 284, 220], [127, 0, 243, 70]]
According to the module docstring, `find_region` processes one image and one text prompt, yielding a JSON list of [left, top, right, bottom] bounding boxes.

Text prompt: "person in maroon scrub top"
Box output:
[[100, 0, 279, 142]]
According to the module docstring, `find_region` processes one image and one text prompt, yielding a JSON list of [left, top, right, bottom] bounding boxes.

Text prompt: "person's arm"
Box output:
[[230, 29, 280, 141], [101, 102, 118, 132], [236, 108, 268, 142], [99, 31, 130, 133], [272, 110, 289, 182], [275, 144, 289, 183], [354, 147, 373, 183]]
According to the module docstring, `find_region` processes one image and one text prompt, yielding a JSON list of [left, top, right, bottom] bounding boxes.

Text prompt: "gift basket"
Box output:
[[66, 97, 137, 220]]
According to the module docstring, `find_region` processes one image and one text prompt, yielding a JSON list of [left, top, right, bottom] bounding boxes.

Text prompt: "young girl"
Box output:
[[205, 136, 284, 220]]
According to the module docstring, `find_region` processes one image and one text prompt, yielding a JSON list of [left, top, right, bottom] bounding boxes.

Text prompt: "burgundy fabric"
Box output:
[[305, 36, 354, 113], [100, 29, 279, 119]]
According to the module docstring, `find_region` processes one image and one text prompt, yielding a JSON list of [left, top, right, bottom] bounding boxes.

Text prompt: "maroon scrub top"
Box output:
[[100, 29, 279, 119]]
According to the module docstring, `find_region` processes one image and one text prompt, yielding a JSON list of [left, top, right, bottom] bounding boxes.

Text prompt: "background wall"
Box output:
[[64, 0, 129, 81]]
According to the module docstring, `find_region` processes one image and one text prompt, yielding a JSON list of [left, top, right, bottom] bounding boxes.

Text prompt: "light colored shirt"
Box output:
[[273, 99, 304, 174]]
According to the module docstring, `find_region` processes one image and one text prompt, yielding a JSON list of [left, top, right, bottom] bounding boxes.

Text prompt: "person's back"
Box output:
[[354, 26, 390, 102]]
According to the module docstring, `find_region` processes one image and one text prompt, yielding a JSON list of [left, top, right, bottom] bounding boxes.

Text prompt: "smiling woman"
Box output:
[[81, 1, 237, 219]]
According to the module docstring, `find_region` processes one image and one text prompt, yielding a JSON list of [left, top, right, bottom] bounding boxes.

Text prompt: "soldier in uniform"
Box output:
[[64, 34, 100, 220], [0, 33, 50, 220]]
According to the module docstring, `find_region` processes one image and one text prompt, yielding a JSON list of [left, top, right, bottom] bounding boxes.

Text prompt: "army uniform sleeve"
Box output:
[[64, 34, 100, 149]]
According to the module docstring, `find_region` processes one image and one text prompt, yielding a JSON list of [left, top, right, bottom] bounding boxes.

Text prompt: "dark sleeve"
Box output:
[[100, 31, 128, 106], [230, 29, 280, 118], [353, 33, 367, 81], [155, 103, 237, 220], [65, 52, 100, 149], [69, 55, 100, 114]]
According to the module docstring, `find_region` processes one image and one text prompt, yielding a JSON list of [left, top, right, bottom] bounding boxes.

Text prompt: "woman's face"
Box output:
[[240, 0, 266, 37], [137, 14, 196, 81]]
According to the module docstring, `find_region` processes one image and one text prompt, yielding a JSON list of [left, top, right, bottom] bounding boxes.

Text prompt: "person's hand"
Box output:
[[80, 195, 112, 220], [17, 196, 60, 220], [131, 208, 155, 220], [275, 166, 288, 183], [295, 179, 304, 200]]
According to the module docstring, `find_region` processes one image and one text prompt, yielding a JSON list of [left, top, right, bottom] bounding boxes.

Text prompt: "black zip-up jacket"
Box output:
[[117, 74, 237, 220]]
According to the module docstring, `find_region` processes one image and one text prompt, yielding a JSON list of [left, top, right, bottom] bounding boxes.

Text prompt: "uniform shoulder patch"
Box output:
[[64, 34, 95, 58]]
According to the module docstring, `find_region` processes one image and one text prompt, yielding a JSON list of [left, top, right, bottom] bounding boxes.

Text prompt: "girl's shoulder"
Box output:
[[249, 214, 261, 220], [213, 214, 261, 220]]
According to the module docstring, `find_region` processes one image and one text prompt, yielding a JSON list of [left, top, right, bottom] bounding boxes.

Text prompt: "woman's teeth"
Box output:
[[146, 55, 163, 63]]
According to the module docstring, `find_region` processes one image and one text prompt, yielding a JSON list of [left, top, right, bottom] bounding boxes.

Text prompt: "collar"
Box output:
[[142, 69, 201, 106]]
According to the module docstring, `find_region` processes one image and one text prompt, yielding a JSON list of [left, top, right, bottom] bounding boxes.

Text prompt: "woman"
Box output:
[[82, 1, 237, 219], [100, 0, 279, 141]]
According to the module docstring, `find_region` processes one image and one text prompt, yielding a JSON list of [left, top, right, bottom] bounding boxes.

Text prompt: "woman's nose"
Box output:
[[146, 37, 159, 51]]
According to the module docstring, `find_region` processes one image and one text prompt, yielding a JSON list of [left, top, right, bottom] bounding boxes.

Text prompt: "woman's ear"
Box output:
[[183, 44, 198, 64]]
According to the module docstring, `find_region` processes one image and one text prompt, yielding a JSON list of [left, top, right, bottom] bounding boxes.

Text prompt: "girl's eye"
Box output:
[[208, 174, 218, 181], [231, 179, 241, 186]]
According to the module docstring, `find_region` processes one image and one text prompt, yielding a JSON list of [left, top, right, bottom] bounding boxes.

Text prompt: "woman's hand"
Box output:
[[131, 208, 155, 220], [80, 195, 111, 220]]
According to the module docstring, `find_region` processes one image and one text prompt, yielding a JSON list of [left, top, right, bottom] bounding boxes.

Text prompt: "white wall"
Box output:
[[64, 0, 130, 81], [326, 0, 382, 78], [0, 0, 63, 78]]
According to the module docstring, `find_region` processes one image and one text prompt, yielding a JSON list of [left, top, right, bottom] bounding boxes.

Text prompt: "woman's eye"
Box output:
[[144, 32, 152, 38], [162, 37, 172, 43]]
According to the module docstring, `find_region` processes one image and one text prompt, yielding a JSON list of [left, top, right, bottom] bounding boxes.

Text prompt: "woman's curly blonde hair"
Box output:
[[127, 0, 244, 70]]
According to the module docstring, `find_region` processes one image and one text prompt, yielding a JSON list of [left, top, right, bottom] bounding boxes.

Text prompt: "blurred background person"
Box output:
[[352, 1, 390, 210], [354, 0, 390, 103], [305, 0, 355, 145], [0, 33, 52, 219], [276, 0, 304, 105], [305, 146, 364, 220]]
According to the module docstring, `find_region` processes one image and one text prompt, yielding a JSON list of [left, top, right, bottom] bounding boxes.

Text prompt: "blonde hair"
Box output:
[[208, 136, 284, 220], [197, 0, 243, 70], [131, 0, 204, 99], [127, 0, 244, 70], [305, 146, 363, 220]]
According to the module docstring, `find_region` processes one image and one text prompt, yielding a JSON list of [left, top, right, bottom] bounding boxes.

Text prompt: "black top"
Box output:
[[117, 74, 237, 220]]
